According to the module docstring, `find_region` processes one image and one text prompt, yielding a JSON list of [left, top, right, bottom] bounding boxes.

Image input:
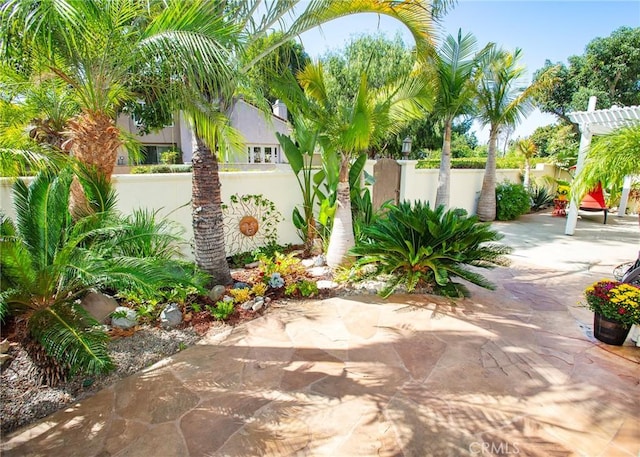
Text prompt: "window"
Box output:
[[140, 144, 176, 165], [247, 145, 279, 163], [253, 146, 263, 163]]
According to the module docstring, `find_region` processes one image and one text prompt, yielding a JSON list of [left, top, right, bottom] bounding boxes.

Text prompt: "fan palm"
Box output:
[[432, 30, 490, 208], [475, 48, 537, 221]]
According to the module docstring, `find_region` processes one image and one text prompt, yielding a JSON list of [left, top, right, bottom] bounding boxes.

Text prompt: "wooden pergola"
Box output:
[[564, 97, 640, 235]]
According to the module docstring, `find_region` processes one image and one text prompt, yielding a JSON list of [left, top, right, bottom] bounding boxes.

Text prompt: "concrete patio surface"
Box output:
[[2, 211, 639, 456]]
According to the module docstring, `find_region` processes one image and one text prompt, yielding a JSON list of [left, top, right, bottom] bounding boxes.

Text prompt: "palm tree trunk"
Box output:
[[476, 127, 499, 221], [66, 111, 122, 216], [192, 135, 232, 286], [67, 111, 122, 178], [523, 158, 531, 189], [326, 156, 355, 268], [435, 119, 453, 208]]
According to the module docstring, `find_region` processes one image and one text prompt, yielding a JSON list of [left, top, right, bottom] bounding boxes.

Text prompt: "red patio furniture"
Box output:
[[579, 182, 608, 224]]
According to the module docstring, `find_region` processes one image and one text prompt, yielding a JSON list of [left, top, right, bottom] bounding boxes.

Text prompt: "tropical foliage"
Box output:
[[1, 0, 449, 285], [275, 61, 433, 266], [573, 125, 640, 200], [475, 47, 536, 221], [431, 29, 487, 208], [0, 168, 204, 383], [495, 182, 531, 221], [350, 201, 511, 298]]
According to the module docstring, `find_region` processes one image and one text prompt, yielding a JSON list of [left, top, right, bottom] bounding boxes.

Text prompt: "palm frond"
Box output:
[[573, 125, 640, 198], [29, 304, 113, 376]]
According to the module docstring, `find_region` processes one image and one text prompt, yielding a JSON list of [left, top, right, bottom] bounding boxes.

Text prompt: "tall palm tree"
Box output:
[[475, 48, 536, 221], [1, 0, 449, 284], [432, 30, 489, 208], [278, 62, 433, 267], [516, 138, 537, 189]]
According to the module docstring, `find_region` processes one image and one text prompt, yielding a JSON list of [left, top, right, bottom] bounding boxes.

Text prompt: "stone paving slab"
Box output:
[[2, 212, 639, 456]]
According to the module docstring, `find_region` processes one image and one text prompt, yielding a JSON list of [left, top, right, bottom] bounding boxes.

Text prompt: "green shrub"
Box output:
[[130, 164, 192, 174], [416, 157, 544, 169], [496, 182, 531, 221], [207, 301, 235, 320], [160, 149, 182, 165], [350, 201, 511, 298]]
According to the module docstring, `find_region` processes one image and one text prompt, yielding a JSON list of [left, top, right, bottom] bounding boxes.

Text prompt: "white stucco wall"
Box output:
[[0, 162, 561, 260], [0, 169, 302, 260]]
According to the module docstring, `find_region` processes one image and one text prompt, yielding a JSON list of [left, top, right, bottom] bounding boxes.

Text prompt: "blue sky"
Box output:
[[299, 1, 640, 143]]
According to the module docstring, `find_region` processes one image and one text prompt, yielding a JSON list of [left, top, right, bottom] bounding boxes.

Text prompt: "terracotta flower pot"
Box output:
[[593, 313, 631, 346]]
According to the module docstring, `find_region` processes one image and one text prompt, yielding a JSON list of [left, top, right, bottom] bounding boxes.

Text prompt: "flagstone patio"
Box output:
[[2, 212, 639, 456]]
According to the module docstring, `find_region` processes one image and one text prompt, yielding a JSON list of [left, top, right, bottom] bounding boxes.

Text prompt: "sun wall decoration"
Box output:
[[222, 194, 282, 255]]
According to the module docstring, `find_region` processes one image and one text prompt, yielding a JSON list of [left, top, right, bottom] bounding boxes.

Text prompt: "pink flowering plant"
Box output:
[[584, 280, 640, 327]]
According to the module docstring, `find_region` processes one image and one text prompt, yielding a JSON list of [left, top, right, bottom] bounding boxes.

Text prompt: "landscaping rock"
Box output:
[[316, 280, 338, 290], [160, 303, 182, 329], [313, 255, 326, 267], [308, 266, 331, 278], [252, 298, 265, 312], [223, 295, 234, 303], [207, 285, 226, 302], [111, 307, 138, 329], [80, 292, 118, 324], [301, 258, 315, 268], [233, 282, 250, 290], [0, 339, 9, 354], [244, 261, 260, 269], [241, 301, 254, 311]]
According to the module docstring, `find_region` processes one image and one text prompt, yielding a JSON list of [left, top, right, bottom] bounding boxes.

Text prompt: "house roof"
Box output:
[[567, 105, 640, 135]]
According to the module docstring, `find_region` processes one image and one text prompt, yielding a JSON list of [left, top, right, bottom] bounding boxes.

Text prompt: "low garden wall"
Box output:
[[0, 161, 562, 260]]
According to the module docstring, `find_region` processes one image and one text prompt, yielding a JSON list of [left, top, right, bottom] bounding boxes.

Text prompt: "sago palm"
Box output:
[[350, 201, 511, 298], [0, 168, 203, 384], [475, 48, 537, 221]]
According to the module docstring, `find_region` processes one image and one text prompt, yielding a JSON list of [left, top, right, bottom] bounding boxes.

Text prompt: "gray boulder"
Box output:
[[160, 303, 183, 328], [81, 292, 118, 324], [208, 285, 226, 302], [111, 306, 138, 329]]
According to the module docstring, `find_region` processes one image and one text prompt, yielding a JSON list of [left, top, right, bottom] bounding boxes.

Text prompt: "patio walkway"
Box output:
[[2, 212, 639, 456]]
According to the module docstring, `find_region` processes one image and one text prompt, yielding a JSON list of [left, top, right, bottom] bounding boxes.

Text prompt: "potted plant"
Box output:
[[584, 280, 640, 345]]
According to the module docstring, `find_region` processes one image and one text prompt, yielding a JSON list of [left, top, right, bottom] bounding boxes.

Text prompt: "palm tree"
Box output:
[[516, 138, 537, 189], [573, 124, 640, 199], [0, 64, 73, 175], [475, 48, 536, 221], [432, 30, 488, 208], [1, 0, 448, 284], [277, 62, 433, 267]]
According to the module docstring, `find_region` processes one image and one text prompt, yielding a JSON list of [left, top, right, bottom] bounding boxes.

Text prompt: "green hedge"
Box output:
[[416, 157, 544, 169], [130, 164, 192, 174]]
